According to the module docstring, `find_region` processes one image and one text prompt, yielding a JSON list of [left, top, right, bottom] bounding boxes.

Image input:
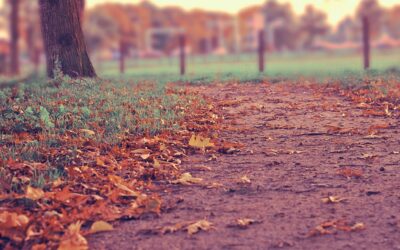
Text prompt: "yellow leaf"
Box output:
[[58, 221, 88, 250], [207, 182, 224, 189], [237, 218, 256, 227], [0, 211, 30, 229], [89, 221, 114, 234], [79, 129, 95, 137], [140, 154, 150, 160], [172, 173, 203, 185], [131, 148, 152, 155], [321, 196, 347, 204], [239, 175, 251, 184], [154, 159, 161, 168], [189, 135, 214, 149], [26, 186, 44, 200], [187, 220, 213, 235], [385, 104, 392, 117], [351, 222, 366, 231]]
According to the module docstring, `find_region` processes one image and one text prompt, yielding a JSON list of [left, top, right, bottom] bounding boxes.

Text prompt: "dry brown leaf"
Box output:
[[187, 220, 213, 235], [172, 173, 203, 185], [351, 222, 366, 231], [131, 148, 152, 155], [359, 153, 377, 160], [239, 175, 251, 184], [189, 135, 214, 149], [192, 165, 212, 171], [89, 221, 114, 234], [58, 221, 88, 250], [0, 211, 30, 229], [207, 182, 224, 189], [26, 186, 44, 200], [79, 129, 95, 137], [237, 218, 256, 228], [161, 222, 188, 234], [140, 154, 151, 160], [32, 244, 47, 250], [321, 196, 347, 204]]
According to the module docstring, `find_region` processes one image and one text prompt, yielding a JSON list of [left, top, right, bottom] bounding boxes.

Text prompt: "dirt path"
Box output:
[[89, 83, 400, 250]]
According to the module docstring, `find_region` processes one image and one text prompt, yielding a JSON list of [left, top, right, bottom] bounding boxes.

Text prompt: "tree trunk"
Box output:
[[78, 0, 85, 20], [39, 0, 96, 78], [10, 0, 20, 76]]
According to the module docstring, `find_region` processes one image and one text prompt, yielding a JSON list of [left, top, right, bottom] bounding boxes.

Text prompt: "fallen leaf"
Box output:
[[161, 222, 188, 234], [172, 173, 203, 185], [385, 104, 392, 117], [207, 154, 218, 161], [140, 154, 151, 160], [321, 196, 347, 204], [308, 220, 365, 237], [58, 221, 88, 250], [359, 153, 377, 160], [89, 221, 113, 234], [0, 211, 30, 229], [239, 175, 251, 184], [192, 165, 212, 171], [187, 220, 213, 235], [207, 182, 224, 189], [79, 129, 95, 137], [189, 135, 214, 149], [237, 218, 256, 228], [131, 148, 152, 155], [351, 222, 366, 231], [26, 186, 44, 200], [153, 159, 161, 168], [337, 169, 363, 178]]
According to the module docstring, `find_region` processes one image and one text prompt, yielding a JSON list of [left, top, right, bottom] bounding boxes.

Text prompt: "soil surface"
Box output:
[[88, 83, 400, 250]]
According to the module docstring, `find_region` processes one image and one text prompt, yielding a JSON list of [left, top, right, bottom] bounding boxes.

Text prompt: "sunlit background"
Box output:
[[0, 0, 399, 78]]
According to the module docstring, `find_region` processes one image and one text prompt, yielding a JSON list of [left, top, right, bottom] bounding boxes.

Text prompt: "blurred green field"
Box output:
[[95, 49, 400, 82]]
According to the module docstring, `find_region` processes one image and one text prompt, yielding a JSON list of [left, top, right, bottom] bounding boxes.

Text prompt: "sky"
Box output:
[[87, 0, 400, 24]]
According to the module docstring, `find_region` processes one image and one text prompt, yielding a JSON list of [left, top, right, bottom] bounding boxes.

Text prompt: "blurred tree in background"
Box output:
[[357, 0, 385, 39], [299, 5, 330, 49], [9, 0, 19, 75]]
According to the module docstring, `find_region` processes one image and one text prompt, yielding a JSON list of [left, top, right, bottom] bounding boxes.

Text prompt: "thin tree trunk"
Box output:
[[10, 0, 20, 76], [39, 0, 96, 78]]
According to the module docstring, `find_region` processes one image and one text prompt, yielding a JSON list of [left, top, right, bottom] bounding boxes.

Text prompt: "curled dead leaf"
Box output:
[[321, 196, 347, 204], [79, 129, 95, 137], [89, 221, 114, 234], [0, 211, 30, 229], [239, 175, 251, 184], [26, 186, 45, 200], [187, 220, 213, 235], [189, 135, 214, 149], [172, 173, 203, 185], [58, 221, 88, 250], [237, 218, 257, 228], [161, 222, 188, 234]]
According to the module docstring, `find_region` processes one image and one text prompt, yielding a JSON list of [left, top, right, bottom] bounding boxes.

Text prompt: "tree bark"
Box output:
[[78, 0, 85, 20], [10, 0, 20, 76], [39, 0, 96, 78]]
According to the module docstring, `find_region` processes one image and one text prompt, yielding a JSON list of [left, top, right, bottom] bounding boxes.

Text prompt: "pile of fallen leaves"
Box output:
[[0, 79, 226, 249], [324, 76, 400, 119]]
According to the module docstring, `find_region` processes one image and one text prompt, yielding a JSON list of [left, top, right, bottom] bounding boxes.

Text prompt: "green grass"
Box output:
[[96, 49, 400, 83]]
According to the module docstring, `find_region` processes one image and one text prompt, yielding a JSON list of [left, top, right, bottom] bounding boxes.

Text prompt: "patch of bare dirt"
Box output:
[[89, 83, 400, 250]]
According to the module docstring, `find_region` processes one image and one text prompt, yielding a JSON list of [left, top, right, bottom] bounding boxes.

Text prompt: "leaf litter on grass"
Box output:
[[0, 78, 225, 249]]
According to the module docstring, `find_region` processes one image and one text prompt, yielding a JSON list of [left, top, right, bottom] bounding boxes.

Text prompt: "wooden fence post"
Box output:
[[119, 39, 125, 74], [362, 16, 370, 70], [179, 34, 186, 76], [10, 0, 20, 76], [258, 30, 265, 73]]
